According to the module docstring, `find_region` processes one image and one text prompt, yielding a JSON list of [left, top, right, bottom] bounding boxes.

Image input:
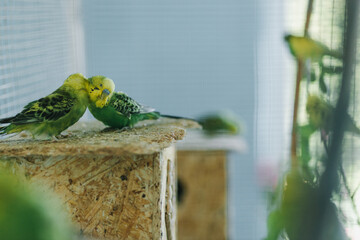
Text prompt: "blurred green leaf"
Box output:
[[280, 171, 347, 240], [265, 209, 284, 240], [298, 124, 317, 165], [0, 173, 74, 240], [311, 71, 317, 82], [299, 124, 317, 139]]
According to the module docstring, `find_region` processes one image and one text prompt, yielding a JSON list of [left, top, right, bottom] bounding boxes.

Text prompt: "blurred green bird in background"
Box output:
[[306, 95, 360, 135], [284, 35, 342, 61], [198, 111, 242, 135]]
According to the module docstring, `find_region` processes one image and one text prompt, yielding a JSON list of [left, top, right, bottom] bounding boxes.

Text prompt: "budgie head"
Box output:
[[87, 75, 115, 108], [63, 73, 88, 90]]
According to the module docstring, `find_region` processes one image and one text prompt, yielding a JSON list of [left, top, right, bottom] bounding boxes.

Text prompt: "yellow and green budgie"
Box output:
[[0, 73, 113, 139], [87, 75, 187, 129], [306, 95, 360, 135], [284, 35, 342, 61]]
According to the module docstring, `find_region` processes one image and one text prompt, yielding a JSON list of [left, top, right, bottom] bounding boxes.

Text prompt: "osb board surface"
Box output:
[[0, 118, 200, 157], [177, 151, 227, 240], [0, 146, 176, 240]]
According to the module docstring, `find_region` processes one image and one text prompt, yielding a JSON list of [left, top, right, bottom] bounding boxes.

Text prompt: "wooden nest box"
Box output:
[[0, 119, 199, 240], [176, 131, 246, 240]]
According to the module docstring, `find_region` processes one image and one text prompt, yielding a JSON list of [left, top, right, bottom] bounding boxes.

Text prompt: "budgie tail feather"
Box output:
[[0, 126, 6, 135], [160, 114, 196, 121]]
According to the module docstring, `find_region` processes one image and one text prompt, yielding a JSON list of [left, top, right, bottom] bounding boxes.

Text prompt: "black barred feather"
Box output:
[[111, 92, 147, 116], [160, 114, 195, 121], [0, 90, 75, 126], [89, 91, 195, 130], [0, 116, 16, 124], [110, 92, 194, 121], [0, 73, 89, 138], [0, 126, 5, 135]]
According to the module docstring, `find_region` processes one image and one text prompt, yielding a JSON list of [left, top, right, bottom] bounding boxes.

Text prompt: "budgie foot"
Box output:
[[57, 132, 72, 139], [101, 126, 133, 133], [115, 126, 132, 133], [100, 127, 118, 133], [31, 133, 55, 141]]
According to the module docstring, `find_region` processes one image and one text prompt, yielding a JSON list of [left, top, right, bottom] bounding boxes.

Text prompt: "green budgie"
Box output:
[[0, 73, 114, 140], [284, 35, 342, 61], [87, 76, 189, 129], [306, 95, 360, 135]]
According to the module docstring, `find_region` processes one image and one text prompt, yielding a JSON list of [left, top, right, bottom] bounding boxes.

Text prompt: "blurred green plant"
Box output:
[[265, 171, 347, 240], [265, 0, 360, 238], [297, 95, 360, 176], [306, 95, 360, 135], [0, 172, 74, 240]]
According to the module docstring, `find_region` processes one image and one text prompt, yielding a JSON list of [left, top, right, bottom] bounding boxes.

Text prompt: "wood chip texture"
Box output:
[[0, 119, 199, 240], [0, 118, 200, 157]]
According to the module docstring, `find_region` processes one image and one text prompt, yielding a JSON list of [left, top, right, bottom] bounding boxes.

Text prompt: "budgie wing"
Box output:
[[110, 92, 155, 117], [1, 90, 75, 125]]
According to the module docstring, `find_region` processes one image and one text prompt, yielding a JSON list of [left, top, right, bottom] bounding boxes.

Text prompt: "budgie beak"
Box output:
[[95, 89, 111, 108], [101, 89, 110, 100]]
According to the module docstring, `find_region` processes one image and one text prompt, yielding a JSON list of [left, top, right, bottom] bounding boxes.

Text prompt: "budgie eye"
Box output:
[[100, 84, 103, 87]]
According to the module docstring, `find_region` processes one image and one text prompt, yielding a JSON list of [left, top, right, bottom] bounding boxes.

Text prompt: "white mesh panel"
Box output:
[[0, 0, 85, 118]]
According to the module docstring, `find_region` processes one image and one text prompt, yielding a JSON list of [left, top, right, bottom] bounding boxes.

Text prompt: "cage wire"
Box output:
[[0, 0, 85, 119], [343, 7, 360, 238], [281, 0, 360, 238], [308, 0, 360, 237]]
